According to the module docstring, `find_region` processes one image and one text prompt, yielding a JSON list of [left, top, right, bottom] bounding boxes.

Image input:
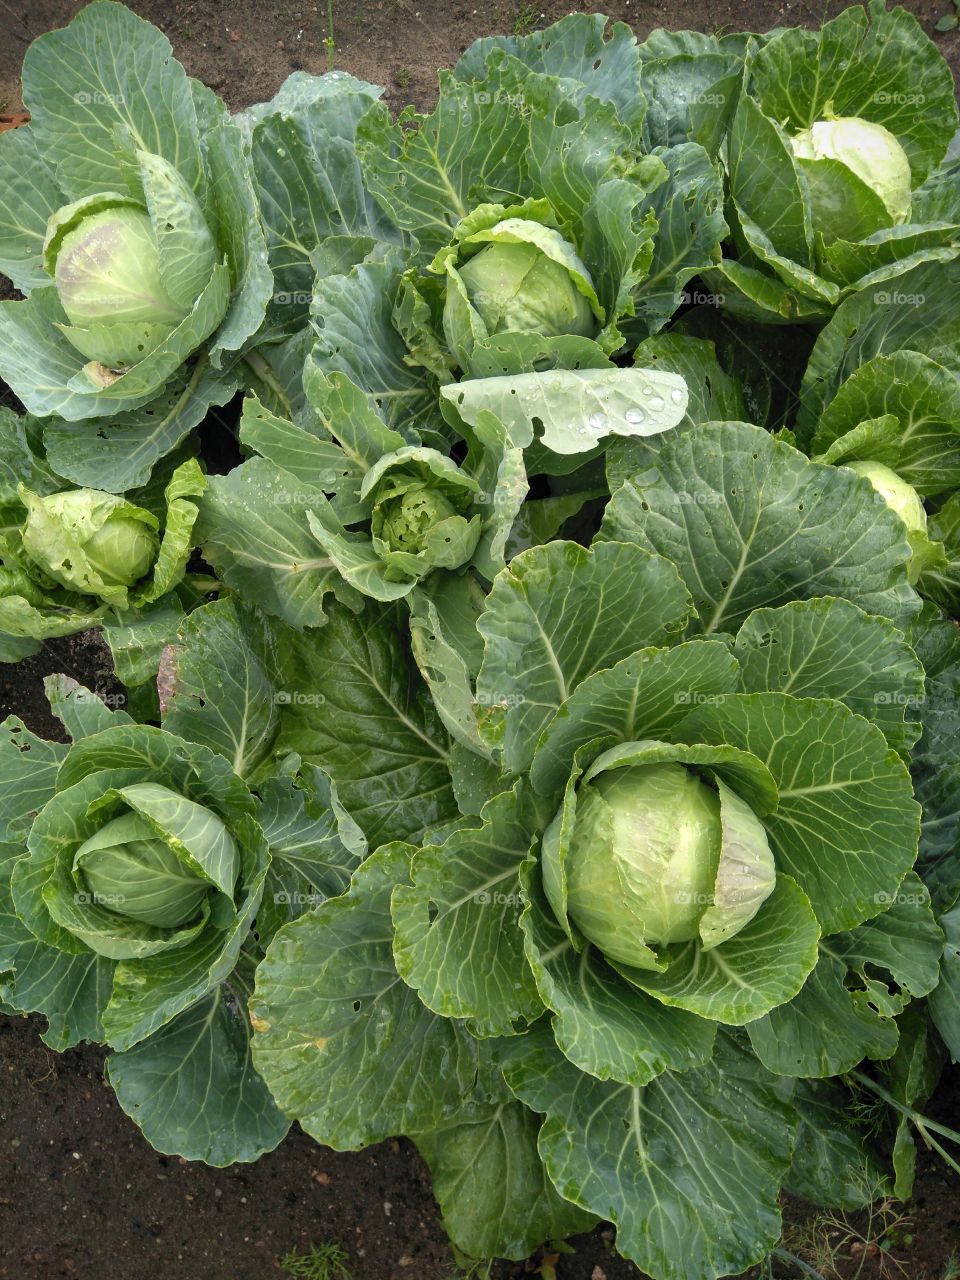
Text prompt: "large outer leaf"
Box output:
[[391, 787, 542, 1037], [442, 366, 688, 455], [257, 767, 365, 944], [162, 598, 281, 780], [497, 1024, 796, 1280], [250, 843, 479, 1148], [628, 142, 727, 336], [797, 260, 960, 437], [785, 1077, 891, 1210], [106, 982, 289, 1165], [930, 903, 960, 1062], [22, 0, 205, 198], [808, 351, 960, 496], [41, 356, 242, 492], [197, 459, 362, 630], [203, 118, 274, 367], [677, 693, 920, 935], [748, 872, 942, 1076], [0, 718, 67, 842], [274, 603, 457, 846], [530, 639, 740, 797], [476, 541, 692, 773], [520, 855, 717, 1084], [746, 2, 958, 186], [452, 13, 645, 135], [907, 608, 960, 877], [599, 421, 919, 633], [415, 1057, 595, 1261], [309, 249, 436, 434], [0, 125, 62, 292], [249, 71, 399, 336], [0, 940, 114, 1050], [356, 74, 528, 259], [733, 598, 924, 757]]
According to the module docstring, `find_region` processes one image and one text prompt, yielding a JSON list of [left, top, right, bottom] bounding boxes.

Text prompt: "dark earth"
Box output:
[[1, 2, 960, 1277]]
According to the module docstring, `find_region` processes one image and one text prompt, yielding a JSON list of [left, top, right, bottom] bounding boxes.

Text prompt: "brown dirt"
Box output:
[[1, 2, 959, 1278], [0, 0, 958, 118]]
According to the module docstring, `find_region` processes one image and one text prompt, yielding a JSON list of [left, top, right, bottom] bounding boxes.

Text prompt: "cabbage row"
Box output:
[[1, 3, 959, 1276]]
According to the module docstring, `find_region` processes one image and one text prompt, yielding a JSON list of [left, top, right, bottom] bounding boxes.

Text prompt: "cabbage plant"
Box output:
[[648, 2, 960, 323], [248, 420, 943, 1280], [0, 1, 272, 492], [793, 268, 960, 606], [0, 599, 365, 1164], [0, 428, 205, 654]]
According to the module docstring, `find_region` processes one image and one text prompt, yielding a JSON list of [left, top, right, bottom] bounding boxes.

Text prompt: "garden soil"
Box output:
[[1, 3, 959, 1277]]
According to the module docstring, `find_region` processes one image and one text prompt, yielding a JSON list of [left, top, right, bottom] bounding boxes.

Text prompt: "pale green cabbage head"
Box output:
[[21, 487, 159, 598], [457, 221, 597, 339], [72, 782, 238, 930], [564, 762, 725, 962], [791, 116, 912, 227]]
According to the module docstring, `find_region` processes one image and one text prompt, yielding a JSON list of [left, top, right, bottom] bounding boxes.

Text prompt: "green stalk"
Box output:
[[325, 0, 335, 71], [849, 1069, 960, 1177]]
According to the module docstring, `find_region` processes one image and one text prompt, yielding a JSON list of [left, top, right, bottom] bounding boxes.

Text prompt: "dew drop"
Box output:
[[649, 395, 665, 411], [670, 388, 684, 404], [624, 408, 645, 425]]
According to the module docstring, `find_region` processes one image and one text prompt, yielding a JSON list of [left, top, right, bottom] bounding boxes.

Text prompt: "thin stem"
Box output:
[[243, 348, 293, 418], [326, 0, 335, 71], [771, 1248, 828, 1280], [849, 1070, 960, 1159]]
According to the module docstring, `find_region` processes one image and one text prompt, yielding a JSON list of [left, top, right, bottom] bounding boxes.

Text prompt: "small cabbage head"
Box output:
[[457, 224, 596, 338], [20, 486, 159, 602], [845, 459, 934, 583], [42, 150, 219, 372], [558, 756, 776, 969], [73, 783, 238, 931], [433, 202, 602, 367], [363, 447, 484, 583], [791, 117, 912, 239]]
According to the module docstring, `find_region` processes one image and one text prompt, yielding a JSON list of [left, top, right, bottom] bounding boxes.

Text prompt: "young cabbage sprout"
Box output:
[[363, 447, 483, 583], [20, 487, 160, 602], [790, 116, 912, 240]]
